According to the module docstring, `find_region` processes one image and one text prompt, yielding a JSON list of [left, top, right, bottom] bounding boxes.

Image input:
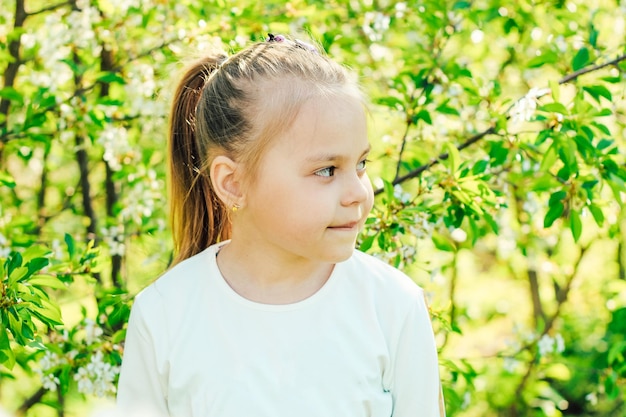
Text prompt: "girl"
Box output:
[[117, 34, 445, 417]]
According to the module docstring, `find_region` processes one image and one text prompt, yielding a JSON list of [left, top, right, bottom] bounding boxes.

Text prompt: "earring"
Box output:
[[231, 204, 240, 213]]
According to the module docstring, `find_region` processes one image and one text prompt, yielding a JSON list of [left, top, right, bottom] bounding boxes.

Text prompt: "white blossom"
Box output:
[[393, 184, 412, 204], [120, 170, 164, 225], [538, 334, 555, 356], [83, 319, 104, 345], [509, 87, 551, 124], [124, 63, 161, 116], [101, 225, 126, 257], [555, 333, 565, 353], [450, 228, 467, 243], [74, 350, 120, 397], [36, 350, 67, 391], [537, 333, 565, 356], [503, 357, 520, 373], [395, 2, 407, 18], [408, 211, 435, 240], [39, 350, 65, 372], [363, 12, 390, 42], [42, 373, 61, 391], [97, 125, 133, 171], [586, 392, 598, 406]]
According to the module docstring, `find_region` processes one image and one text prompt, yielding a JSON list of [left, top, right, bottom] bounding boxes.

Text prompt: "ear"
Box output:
[[210, 155, 244, 208]]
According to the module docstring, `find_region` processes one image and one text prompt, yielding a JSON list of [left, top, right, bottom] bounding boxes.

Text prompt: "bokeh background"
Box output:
[[1, 0, 625, 415]]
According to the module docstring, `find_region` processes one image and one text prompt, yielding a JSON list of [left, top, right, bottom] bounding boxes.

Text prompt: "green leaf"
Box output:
[[588, 204, 605, 226], [569, 209, 582, 242], [30, 298, 63, 326], [572, 47, 590, 71], [583, 85, 612, 103], [96, 71, 126, 84], [358, 234, 376, 252], [591, 121, 611, 136], [549, 80, 560, 102], [22, 246, 51, 260], [471, 160, 489, 175], [607, 341, 626, 365], [544, 201, 564, 228], [435, 103, 460, 116], [0, 87, 24, 105], [375, 96, 404, 110], [530, 174, 559, 192], [597, 139, 614, 151], [540, 102, 569, 115], [589, 23, 599, 48], [452, 0, 471, 9], [0, 171, 15, 188], [9, 266, 29, 285], [64, 234, 75, 259], [28, 275, 67, 290], [0, 321, 16, 369], [431, 232, 456, 252], [445, 142, 461, 174], [414, 109, 432, 125], [26, 258, 49, 277], [539, 143, 558, 172]]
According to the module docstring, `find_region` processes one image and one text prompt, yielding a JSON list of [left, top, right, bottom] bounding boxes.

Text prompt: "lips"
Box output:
[[328, 221, 359, 230]]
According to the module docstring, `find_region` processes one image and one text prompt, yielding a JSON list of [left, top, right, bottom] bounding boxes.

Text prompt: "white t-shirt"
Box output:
[[117, 243, 444, 417]]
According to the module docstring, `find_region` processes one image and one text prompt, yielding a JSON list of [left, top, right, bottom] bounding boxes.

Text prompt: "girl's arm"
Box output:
[[390, 291, 445, 417], [117, 293, 170, 416]]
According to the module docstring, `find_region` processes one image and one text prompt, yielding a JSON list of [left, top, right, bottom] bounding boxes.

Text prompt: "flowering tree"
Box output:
[[1, 0, 626, 416]]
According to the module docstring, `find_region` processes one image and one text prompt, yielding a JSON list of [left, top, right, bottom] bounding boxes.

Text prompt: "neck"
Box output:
[[216, 238, 334, 305]]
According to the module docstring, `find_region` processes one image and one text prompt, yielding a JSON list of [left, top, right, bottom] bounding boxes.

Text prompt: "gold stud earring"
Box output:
[[232, 204, 240, 213]]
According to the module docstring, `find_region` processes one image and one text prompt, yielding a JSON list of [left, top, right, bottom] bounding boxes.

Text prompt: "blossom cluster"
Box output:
[[74, 350, 120, 397], [509, 87, 551, 124], [35, 319, 121, 397], [119, 169, 165, 227], [98, 126, 135, 172]]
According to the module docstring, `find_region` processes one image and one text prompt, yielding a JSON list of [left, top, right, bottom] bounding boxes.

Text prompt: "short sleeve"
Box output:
[[116, 289, 170, 416], [389, 290, 445, 417]]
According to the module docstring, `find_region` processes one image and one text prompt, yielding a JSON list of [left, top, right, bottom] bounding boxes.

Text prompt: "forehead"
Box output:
[[272, 93, 368, 154]]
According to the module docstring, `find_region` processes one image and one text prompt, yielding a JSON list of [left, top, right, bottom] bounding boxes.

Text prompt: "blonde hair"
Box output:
[[168, 38, 362, 265]]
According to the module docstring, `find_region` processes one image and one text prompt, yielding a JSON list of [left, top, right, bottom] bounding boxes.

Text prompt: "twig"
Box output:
[[374, 126, 496, 195], [559, 52, 626, 84], [26, 1, 71, 16], [16, 387, 46, 416]]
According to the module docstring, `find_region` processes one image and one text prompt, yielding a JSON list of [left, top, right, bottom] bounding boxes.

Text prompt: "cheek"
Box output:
[[363, 176, 375, 211]]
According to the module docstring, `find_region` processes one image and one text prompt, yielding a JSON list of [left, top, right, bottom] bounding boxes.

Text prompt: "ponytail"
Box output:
[[168, 56, 230, 266]]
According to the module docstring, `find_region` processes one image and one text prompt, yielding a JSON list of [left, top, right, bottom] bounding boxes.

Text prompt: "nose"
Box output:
[[341, 172, 372, 207]]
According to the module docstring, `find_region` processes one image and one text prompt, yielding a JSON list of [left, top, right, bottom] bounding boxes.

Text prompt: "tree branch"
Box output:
[[26, 1, 71, 16], [559, 52, 626, 84], [374, 126, 496, 196], [373, 50, 626, 196], [16, 387, 46, 416], [507, 243, 590, 415], [0, 0, 26, 159]]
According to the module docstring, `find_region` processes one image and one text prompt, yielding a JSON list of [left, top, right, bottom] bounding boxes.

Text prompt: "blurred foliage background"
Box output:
[[1, 0, 626, 415]]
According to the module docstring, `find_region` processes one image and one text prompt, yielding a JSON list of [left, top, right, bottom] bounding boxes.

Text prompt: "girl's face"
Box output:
[[236, 93, 374, 264]]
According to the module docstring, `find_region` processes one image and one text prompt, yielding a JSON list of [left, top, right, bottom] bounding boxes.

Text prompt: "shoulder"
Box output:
[[132, 245, 217, 312], [341, 249, 425, 304]]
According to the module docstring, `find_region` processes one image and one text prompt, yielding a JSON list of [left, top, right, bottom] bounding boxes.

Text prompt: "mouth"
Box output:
[[328, 221, 359, 231]]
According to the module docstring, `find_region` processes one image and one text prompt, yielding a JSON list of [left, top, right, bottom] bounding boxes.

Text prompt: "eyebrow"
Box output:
[[306, 145, 371, 163]]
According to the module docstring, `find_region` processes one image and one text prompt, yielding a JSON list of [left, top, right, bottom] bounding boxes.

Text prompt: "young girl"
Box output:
[[117, 34, 445, 417]]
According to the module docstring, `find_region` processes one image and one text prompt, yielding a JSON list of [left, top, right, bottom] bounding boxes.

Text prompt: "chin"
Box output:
[[322, 245, 357, 263]]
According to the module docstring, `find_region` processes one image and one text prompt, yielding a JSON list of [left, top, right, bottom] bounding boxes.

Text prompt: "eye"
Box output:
[[357, 158, 370, 172], [314, 166, 336, 177]]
